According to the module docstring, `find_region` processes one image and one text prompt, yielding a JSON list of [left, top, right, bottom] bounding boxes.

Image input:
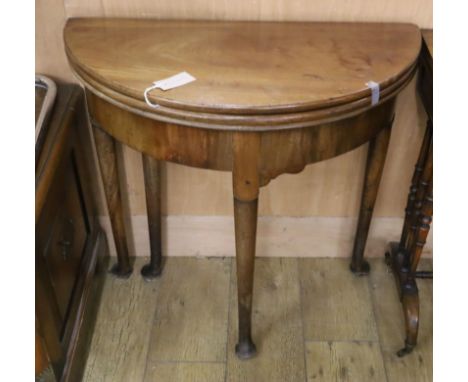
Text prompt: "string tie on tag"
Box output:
[[144, 71, 196, 108]]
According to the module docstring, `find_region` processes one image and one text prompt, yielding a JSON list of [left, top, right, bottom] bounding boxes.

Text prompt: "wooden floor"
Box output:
[[84, 257, 432, 382]]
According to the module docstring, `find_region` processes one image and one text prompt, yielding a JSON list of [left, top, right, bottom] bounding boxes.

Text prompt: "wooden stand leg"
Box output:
[[92, 123, 132, 278], [350, 120, 392, 275], [395, 178, 432, 356], [384, 242, 420, 356], [397, 293, 420, 357], [232, 132, 261, 359], [234, 198, 258, 359], [399, 121, 432, 252], [386, 130, 432, 357], [405, 146, 432, 270], [141, 154, 163, 280], [410, 179, 433, 273]]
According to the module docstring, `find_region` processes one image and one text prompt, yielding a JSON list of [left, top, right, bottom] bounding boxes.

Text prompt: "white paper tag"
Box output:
[[366, 81, 380, 106], [153, 71, 196, 91], [144, 72, 196, 108]]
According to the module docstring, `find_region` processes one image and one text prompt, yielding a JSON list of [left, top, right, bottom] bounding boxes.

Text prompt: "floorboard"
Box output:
[[83, 258, 161, 382], [299, 258, 378, 341], [83, 257, 432, 382], [226, 258, 306, 382], [305, 341, 387, 381]]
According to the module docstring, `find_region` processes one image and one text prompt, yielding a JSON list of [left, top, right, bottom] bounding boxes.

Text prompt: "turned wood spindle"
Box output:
[[410, 178, 433, 273], [399, 120, 432, 253], [404, 142, 432, 269]]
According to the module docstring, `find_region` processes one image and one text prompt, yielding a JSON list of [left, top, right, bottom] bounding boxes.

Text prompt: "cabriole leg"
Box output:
[[397, 292, 420, 357]]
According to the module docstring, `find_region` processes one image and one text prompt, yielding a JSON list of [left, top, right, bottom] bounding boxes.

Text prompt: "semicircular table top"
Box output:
[[64, 18, 421, 129]]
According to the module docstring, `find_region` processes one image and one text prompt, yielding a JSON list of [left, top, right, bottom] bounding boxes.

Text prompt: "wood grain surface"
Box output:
[[145, 258, 231, 362], [84, 257, 432, 381], [65, 19, 420, 116], [144, 363, 225, 382], [226, 258, 306, 381], [305, 341, 387, 381], [299, 259, 378, 341], [83, 258, 160, 382]]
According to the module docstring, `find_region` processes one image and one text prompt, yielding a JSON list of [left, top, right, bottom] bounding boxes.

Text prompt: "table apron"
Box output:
[[86, 91, 396, 187]]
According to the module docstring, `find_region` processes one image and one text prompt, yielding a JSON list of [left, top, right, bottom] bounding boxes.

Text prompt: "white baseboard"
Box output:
[[99, 215, 432, 258]]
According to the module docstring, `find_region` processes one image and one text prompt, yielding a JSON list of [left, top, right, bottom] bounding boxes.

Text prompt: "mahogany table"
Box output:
[[64, 19, 421, 359], [385, 29, 433, 357]]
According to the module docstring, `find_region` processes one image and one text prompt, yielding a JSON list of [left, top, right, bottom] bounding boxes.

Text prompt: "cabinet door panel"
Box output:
[[41, 157, 88, 326]]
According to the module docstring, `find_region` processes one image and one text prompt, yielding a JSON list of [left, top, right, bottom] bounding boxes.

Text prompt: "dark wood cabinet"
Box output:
[[36, 80, 108, 381]]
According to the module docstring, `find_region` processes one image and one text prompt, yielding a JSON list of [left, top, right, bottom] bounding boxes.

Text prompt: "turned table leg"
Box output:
[[92, 123, 132, 278], [141, 154, 163, 280], [233, 198, 258, 359], [232, 132, 261, 359], [350, 118, 393, 275]]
